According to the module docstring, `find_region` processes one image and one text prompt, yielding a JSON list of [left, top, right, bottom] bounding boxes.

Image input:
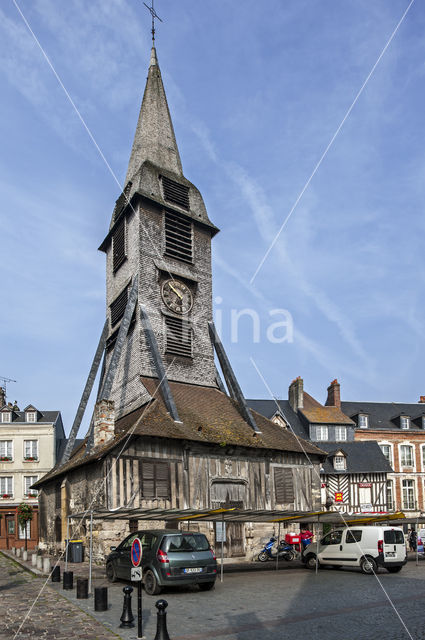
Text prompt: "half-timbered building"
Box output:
[[33, 43, 325, 560], [248, 378, 392, 514]]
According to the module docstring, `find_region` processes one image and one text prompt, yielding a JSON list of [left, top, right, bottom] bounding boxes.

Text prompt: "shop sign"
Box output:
[[335, 492, 343, 502], [358, 483, 372, 488], [321, 483, 327, 488]]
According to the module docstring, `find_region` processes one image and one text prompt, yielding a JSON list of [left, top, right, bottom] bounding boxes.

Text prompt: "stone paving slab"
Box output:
[[49, 555, 425, 640], [0, 552, 119, 639]]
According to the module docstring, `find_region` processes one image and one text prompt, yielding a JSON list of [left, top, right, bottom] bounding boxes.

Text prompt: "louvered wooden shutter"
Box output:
[[164, 211, 193, 263], [274, 468, 294, 503], [155, 462, 170, 498], [161, 176, 190, 210], [140, 460, 170, 498], [113, 219, 126, 272], [141, 461, 155, 498], [110, 285, 129, 327], [165, 316, 192, 357]]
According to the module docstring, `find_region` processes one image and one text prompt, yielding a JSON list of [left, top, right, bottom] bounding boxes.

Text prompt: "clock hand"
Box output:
[[169, 283, 183, 300]]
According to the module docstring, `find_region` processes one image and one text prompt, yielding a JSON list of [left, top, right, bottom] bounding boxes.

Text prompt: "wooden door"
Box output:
[[5, 515, 16, 549], [211, 481, 246, 558]]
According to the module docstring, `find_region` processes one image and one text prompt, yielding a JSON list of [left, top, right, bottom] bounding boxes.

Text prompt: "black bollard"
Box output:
[[154, 599, 171, 640], [63, 571, 73, 590], [94, 586, 108, 611], [77, 577, 89, 599], [119, 585, 135, 628], [51, 565, 60, 583]]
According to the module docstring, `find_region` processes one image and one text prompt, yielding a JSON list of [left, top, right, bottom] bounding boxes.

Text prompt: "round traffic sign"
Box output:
[[131, 537, 142, 567]]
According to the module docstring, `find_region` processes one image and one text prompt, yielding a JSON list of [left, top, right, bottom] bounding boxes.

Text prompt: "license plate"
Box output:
[[386, 552, 395, 557], [184, 567, 202, 573]]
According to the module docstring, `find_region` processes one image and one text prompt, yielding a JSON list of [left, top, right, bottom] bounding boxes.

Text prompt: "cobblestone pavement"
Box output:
[[0, 553, 118, 639], [4, 549, 425, 639], [53, 558, 425, 640]]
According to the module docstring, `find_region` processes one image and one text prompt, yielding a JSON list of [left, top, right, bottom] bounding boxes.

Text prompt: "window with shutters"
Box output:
[[164, 211, 193, 263], [161, 175, 190, 210], [273, 467, 294, 504], [110, 285, 129, 327], [113, 218, 126, 272], [165, 316, 192, 358], [140, 460, 170, 499]]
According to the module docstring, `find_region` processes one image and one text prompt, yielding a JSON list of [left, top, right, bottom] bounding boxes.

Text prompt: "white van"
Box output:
[[302, 526, 407, 574]]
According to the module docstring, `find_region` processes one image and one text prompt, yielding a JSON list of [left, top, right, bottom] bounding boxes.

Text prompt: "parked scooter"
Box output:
[[257, 536, 296, 562]]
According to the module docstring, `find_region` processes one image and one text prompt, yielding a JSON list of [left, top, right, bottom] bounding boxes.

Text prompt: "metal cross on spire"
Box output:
[[143, 0, 163, 44]]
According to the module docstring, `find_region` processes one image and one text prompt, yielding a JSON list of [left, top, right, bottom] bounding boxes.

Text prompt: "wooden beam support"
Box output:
[[208, 321, 261, 434], [139, 303, 181, 423], [60, 320, 108, 465]]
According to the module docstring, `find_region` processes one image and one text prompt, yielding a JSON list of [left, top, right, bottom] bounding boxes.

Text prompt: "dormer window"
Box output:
[[358, 415, 368, 428], [24, 405, 39, 424], [334, 455, 346, 470], [315, 426, 328, 441], [401, 416, 410, 430], [422, 417, 425, 430], [1, 412, 11, 423], [335, 426, 347, 441], [272, 414, 288, 429]]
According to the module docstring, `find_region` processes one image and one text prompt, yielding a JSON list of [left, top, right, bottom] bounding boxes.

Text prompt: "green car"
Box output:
[[106, 529, 218, 595]]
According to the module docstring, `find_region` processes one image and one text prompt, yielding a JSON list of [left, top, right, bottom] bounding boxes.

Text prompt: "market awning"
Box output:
[[67, 506, 406, 524]]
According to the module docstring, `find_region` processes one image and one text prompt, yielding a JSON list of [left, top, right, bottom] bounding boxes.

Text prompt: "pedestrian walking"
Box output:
[[409, 528, 417, 552]]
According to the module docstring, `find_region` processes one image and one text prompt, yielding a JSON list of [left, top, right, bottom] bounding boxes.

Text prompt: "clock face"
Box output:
[[161, 279, 193, 314]]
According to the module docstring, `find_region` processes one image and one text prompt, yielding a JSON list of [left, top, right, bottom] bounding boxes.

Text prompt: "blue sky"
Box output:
[[1, 0, 425, 435]]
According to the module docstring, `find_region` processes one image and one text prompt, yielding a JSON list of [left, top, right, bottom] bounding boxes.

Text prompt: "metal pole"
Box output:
[[315, 516, 319, 575], [137, 581, 143, 639], [65, 517, 70, 572], [89, 511, 93, 593], [416, 515, 419, 567], [276, 522, 280, 571], [220, 513, 224, 583]]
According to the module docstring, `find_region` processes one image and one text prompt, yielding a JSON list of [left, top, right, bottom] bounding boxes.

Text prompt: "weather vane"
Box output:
[[143, 0, 163, 44]]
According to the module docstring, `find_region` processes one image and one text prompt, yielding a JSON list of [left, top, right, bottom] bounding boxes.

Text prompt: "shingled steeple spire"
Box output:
[[125, 46, 183, 184]]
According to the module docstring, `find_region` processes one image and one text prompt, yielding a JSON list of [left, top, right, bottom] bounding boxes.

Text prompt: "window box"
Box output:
[[1, 494, 12, 499], [24, 493, 37, 499], [0, 456, 12, 462], [23, 457, 38, 462]]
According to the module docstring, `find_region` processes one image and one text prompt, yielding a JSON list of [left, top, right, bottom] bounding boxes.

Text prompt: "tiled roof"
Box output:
[[341, 401, 425, 430], [34, 380, 326, 487], [300, 392, 355, 425], [246, 399, 309, 439], [318, 441, 393, 474], [0, 410, 60, 424], [129, 378, 326, 455]]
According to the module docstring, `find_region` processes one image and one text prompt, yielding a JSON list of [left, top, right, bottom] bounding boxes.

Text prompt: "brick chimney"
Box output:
[[325, 379, 341, 408], [93, 399, 115, 448], [419, 396, 425, 404], [288, 377, 304, 412], [0, 387, 5, 408]]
